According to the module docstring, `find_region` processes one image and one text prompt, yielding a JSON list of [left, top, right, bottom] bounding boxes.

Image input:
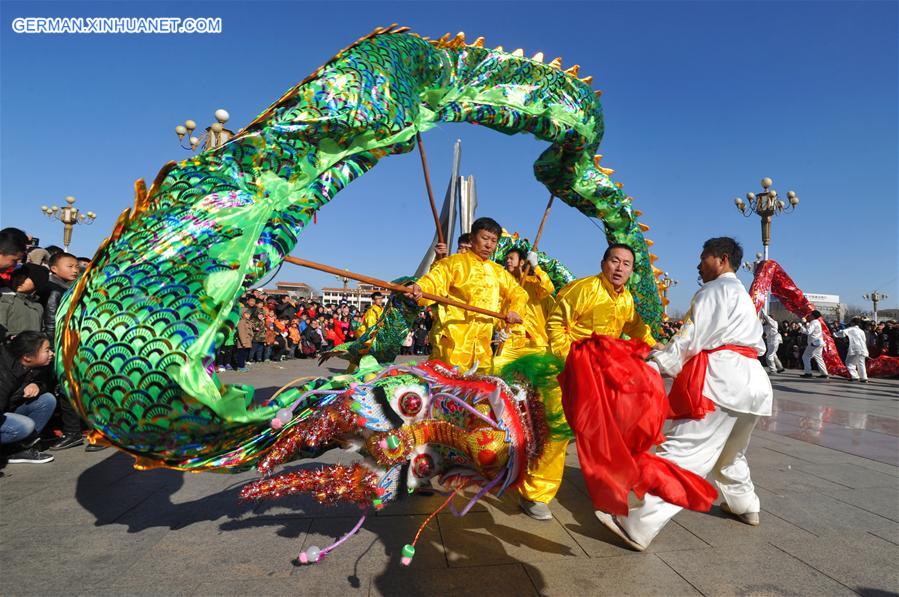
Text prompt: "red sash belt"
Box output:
[[667, 344, 758, 420]]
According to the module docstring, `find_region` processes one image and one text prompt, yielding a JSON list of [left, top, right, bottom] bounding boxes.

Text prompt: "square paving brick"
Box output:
[[523, 554, 701, 596], [658, 543, 856, 596]]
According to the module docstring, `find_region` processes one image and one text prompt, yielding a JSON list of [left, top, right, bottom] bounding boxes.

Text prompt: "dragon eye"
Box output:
[[398, 391, 423, 417], [412, 453, 435, 478]]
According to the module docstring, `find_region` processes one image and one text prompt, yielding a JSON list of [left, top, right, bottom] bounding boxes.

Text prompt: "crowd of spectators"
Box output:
[[776, 318, 898, 370], [213, 290, 436, 370], [0, 227, 103, 468]]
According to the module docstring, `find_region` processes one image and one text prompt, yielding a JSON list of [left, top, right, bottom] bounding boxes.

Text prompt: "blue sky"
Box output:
[[2, 1, 896, 314]]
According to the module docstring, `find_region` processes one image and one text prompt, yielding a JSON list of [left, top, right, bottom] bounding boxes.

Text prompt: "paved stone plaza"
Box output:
[[2, 357, 897, 596]]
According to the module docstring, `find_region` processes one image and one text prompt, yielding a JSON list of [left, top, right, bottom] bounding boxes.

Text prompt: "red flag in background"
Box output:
[[559, 335, 717, 516]]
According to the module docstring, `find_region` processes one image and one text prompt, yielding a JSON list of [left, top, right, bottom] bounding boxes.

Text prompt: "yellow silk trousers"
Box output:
[[519, 380, 569, 503]]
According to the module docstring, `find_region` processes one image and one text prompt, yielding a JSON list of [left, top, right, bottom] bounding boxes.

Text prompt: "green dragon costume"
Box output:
[[56, 26, 664, 481]]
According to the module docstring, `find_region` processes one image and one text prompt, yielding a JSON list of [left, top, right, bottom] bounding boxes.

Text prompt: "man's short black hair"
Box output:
[[0, 228, 27, 256], [850, 317, 862, 326], [458, 232, 472, 245], [809, 310, 822, 319], [601, 243, 636, 263], [471, 217, 502, 238], [701, 237, 743, 269], [49, 251, 77, 268], [505, 247, 527, 262], [371, 291, 383, 299]]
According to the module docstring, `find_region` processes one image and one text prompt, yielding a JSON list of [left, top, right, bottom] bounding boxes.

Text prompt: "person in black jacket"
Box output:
[[39, 251, 79, 341], [413, 323, 429, 355], [301, 318, 323, 357], [1, 331, 57, 464], [37, 252, 88, 450]]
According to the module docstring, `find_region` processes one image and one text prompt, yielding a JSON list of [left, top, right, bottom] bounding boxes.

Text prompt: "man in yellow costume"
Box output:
[[407, 218, 526, 373], [492, 247, 556, 373], [340, 291, 386, 373], [519, 243, 656, 520], [356, 291, 385, 339]]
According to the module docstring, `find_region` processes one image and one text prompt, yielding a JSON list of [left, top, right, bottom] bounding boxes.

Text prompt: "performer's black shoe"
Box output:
[[801, 374, 813, 378]]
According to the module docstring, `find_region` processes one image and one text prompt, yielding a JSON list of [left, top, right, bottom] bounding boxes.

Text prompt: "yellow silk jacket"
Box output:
[[507, 265, 556, 349], [357, 303, 384, 338], [547, 273, 655, 360], [416, 251, 528, 370]]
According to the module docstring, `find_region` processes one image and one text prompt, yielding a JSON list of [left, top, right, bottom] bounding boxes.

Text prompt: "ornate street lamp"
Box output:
[[175, 109, 233, 151], [863, 291, 888, 324], [733, 177, 799, 262], [40, 196, 96, 252], [734, 178, 799, 314]]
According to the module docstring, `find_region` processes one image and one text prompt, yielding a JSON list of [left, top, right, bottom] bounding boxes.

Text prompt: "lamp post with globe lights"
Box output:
[[863, 291, 888, 324], [40, 196, 96, 252], [733, 177, 799, 263], [175, 109, 233, 152], [734, 178, 799, 314]]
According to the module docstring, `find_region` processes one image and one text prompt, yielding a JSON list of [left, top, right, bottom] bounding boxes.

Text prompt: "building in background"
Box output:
[[321, 283, 389, 308], [769, 293, 844, 322], [272, 281, 319, 300]]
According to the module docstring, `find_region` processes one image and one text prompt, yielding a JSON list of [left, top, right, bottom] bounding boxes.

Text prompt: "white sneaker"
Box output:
[[519, 498, 553, 521], [594, 510, 647, 551], [720, 502, 760, 526]]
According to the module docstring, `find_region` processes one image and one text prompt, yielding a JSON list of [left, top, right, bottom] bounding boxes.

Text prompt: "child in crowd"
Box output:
[[38, 252, 98, 451], [1, 331, 58, 465], [39, 252, 80, 340], [235, 310, 254, 371]]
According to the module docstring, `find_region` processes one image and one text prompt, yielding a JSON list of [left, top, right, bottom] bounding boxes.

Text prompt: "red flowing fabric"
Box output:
[[667, 345, 758, 420], [750, 260, 899, 378], [559, 335, 718, 516]]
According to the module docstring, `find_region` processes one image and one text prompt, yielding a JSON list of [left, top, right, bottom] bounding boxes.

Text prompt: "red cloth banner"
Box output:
[[559, 335, 718, 516]]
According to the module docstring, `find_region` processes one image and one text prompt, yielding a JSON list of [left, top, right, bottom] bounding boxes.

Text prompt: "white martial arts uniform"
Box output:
[[801, 318, 829, 376], [616, 272, 773, 547], [834, 325, 869, 381], [760, 311, 783, 373]]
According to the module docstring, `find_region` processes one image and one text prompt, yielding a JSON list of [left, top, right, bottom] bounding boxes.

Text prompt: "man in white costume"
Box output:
[[595, 237, 773, 551], [760, 310, 785, 374], [834, 318, 869, 382], [801, 310, 829, 378]]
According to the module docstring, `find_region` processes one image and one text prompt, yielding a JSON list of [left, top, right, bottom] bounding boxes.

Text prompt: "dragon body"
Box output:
[[57, 26, 664, 474]]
